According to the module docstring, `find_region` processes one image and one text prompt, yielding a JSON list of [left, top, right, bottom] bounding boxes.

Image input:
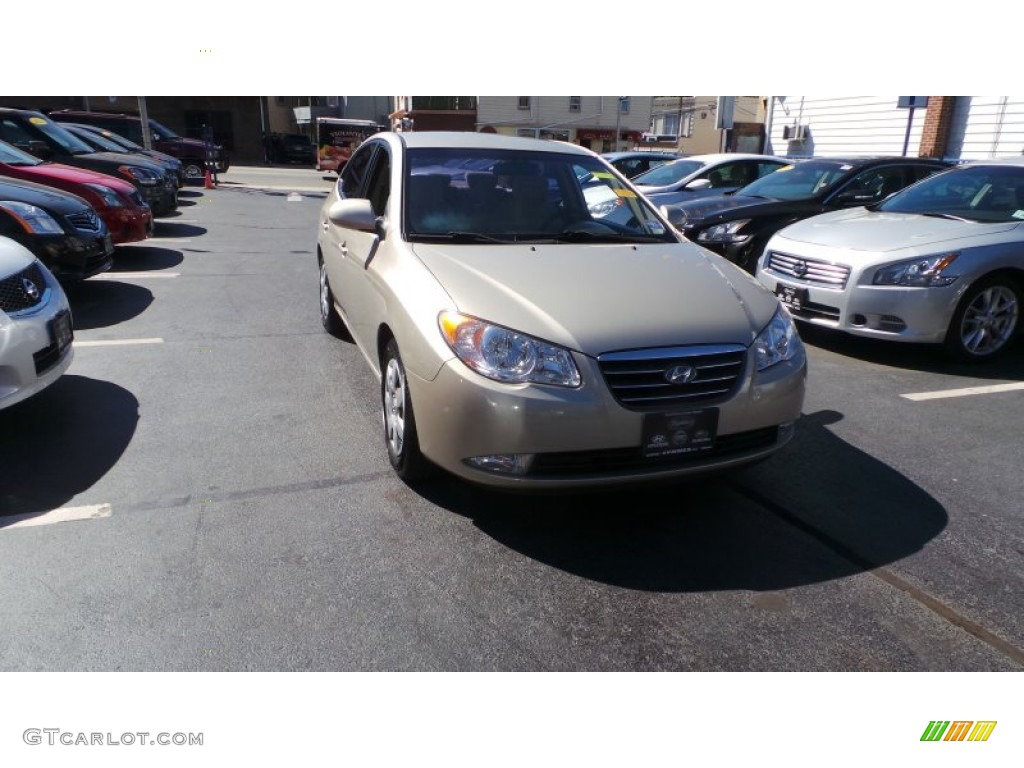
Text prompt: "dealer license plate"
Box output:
[[642, 408, 718, 458], [50, 310, 73, 352], [775, 283, 809, 311]]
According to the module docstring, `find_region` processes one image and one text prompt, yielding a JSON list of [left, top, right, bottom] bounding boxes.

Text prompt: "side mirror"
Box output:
[[661, 205, 686, 230], [685, 178, 712, 191], [25, 140, 54, 160], [328, 198, 380, 233]]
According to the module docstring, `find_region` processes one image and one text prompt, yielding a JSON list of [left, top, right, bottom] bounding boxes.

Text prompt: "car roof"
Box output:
[[798, 156, 949, 165], [958, 157, 1024, 167], [601, 151, 679, 160], [396, 131, 597, 157]]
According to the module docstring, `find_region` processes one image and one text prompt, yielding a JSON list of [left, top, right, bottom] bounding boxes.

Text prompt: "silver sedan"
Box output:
[[317, 132, 806, 489], [757, 158, 1024, 361]]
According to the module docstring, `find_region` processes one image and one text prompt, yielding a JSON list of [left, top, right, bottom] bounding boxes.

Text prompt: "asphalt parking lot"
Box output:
[[1, 166, 1022, 671]]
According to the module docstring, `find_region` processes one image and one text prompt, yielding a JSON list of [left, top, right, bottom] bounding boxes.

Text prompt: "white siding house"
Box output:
[[766, 96, 930, 158], [947, 96, 1024, 159]]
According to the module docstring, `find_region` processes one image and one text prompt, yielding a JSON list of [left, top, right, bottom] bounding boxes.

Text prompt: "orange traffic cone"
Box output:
[[204, 168, 214, 189]]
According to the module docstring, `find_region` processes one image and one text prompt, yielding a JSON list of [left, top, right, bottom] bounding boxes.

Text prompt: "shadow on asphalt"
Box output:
[[0, 376, 139, 520], [153, 221, 207, 238], [63, 280, 153, 330], [408, 409, 947, 593], [799, 323, 1024, 379], [110, 245, 184, 272]]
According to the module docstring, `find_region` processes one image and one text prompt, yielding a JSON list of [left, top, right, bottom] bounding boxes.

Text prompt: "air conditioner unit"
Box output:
[[783, 124, 808, 141]]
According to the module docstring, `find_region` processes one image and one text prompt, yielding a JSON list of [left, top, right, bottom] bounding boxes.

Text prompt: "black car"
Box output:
[[61, 122, 186, 188], [665, 156, 951, 272], [0, 176, 113, 280], [0, 108, 178, 216]]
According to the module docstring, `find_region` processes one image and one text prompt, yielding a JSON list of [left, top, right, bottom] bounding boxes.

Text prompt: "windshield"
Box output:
[[404, 147, 676, 243], [738, 160, 852, 201], [23, 115, 97, 154], [631, 159, 704, 187], [0, 139, 42, 165], [879, 165, 1024, 223], [68, 127, 125, 153], [97, 129, 139, 150], [150, 119, 180, 140]]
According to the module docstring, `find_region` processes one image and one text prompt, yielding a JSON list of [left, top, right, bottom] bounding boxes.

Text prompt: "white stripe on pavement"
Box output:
[[74, 338, 165, 347], [92, 271, 180, 279], [901, 381, 1024, 401], [3, 504, 112, 530]]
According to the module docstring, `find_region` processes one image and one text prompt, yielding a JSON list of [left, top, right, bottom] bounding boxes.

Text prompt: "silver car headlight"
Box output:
[[696, 219, 751, 244], [84, 183, 124, 208], [588, 197, 623, 218], [439, 311, 581, 387], [0, 201, 64, 234], [753, 308, 804, 371], [872, 253, 960, 287]]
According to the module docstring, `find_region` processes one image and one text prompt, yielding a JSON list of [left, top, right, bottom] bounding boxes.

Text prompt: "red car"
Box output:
[[0, 138, 152, 244]]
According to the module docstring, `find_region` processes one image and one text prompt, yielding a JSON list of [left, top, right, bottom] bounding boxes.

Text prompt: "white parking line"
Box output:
[[74, 338, 164, 347], [2, 504, 112, 530], [92, 272, 180, 279], [901, 382, 1024, 401], [140, 238, 193, 244]]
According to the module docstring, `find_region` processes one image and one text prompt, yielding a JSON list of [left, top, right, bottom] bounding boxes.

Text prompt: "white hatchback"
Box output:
[[0, 236, 74, 410]]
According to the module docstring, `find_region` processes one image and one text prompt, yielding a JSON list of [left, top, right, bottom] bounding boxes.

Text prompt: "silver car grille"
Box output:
[[67, 209, 101, 232], [767, 250, 851, 288], [598, 344, 747, 410]]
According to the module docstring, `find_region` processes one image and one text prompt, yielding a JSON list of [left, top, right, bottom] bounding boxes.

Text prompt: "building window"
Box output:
[[619, 97, 630, 114], [569, 96, 581, 113], [518, 97, 531, 110]]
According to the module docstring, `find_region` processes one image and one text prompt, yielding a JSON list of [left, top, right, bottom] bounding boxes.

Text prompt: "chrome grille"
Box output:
[[598, 344, 747, 410], [767, 250, 850, 288], [67, 209, 101, 232], [0, 262, 47, 313]]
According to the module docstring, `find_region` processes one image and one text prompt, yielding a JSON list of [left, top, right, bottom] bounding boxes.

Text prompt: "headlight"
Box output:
[[872, 253, 960, 287], [118, 165, 159, 185], [696, 219, 751, 244], [83, 183, 124, 208], [439, 311, 581, 387], [0, 200, 64, 234], [753, 308, 804, 371], [588, 197, 622, 218]]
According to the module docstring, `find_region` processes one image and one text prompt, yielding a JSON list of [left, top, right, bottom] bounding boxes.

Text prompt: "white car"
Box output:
[[0, 236, 74, 410], [756, 158, 1024, 361]]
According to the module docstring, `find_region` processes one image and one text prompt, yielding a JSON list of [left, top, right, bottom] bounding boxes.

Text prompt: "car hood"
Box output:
[[166, 136, 222, 152], [0, 237, 37, 276], [411, 242, 779, 354], [0, 176, 89, 213], [66, 151, 165, 175], [776, 208, 1022, 252], [18, 162, 137, 195], [675, 194, 796, 222]]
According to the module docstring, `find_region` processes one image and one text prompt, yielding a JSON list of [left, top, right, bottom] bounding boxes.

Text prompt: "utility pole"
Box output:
[[614, 97, 624, 152]]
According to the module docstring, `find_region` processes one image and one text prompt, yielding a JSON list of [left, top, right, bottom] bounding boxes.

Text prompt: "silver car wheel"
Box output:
[[319, 262, 330, 321], [959, 285, 1018, 356], [383, 357, 406, 458]]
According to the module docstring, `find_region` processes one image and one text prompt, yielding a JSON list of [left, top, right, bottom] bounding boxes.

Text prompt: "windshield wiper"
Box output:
[[917, 212, 974, 222], [554, 228, 668, 243], [414, 231, 511, 243]]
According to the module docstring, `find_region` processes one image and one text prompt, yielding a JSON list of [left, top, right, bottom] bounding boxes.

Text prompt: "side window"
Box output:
[[758, 161, 786, 179], [364, 150, 391, 216], [339, 143, 376, 200], [706, 162, 745, 188], [0, 118, 34, 146], [843, 166, 908, 202], [910, 165, 941, 183]]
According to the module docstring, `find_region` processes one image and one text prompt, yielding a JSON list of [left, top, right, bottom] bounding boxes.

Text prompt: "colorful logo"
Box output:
[[921, 721, 997, 742]]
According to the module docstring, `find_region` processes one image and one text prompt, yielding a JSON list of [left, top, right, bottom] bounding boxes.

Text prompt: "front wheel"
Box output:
[[182, 160, 205, 180], [381, 339, 432, 481], [944, 276, 1021, 362], [318, 259, 346, 338]]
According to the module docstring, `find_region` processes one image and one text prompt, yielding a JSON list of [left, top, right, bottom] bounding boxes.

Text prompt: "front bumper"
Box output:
[[139, 182, 178, 217], [105, 206, 153, 245], [758, 260, 961, 344], [0, 267, 74, 411], [408, 348, 806, 490], [30, 231, 114, 281]]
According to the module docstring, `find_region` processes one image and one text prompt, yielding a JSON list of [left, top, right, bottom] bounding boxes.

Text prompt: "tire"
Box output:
[[318, 259, 346, 337], [381, 338, 432, 481], [182, 160, 205, 180], [944, 275, 1021, 362]]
